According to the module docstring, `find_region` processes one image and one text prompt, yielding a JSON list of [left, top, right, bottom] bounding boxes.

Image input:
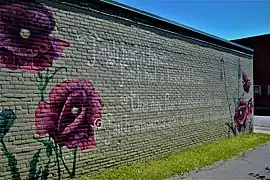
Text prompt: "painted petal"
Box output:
[[31, 2, 56, 32], [35, 101, 57, 136], [24, 9, 51, 34], [0, 21, 9, 45], [81, 80, 104, 125], [81, 80, 96, 97], [2, 37, 52, 58], [244, 81, 251, 93], [242, 71, 250, 81], [0, 0, 9, 5], [90, 100, 104, 125], [0, 48, 27, 70], [49, 37, 70, 60], [91, 91, 104, 114], [49, 80, 76, 104], [58, 90, 86, 133], [49, 80, 91, 104], [63, 127, 96, 150], [2, 40, 37, 58], [79, 135, 96, 150], [61, 106, 86, 135], [19, 45, 54, 73], [0, 2, 54, 35]]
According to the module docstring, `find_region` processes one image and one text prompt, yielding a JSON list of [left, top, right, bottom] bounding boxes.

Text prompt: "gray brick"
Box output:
[[0, 1, 253, 180]]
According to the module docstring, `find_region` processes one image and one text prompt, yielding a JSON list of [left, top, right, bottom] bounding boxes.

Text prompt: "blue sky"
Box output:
[[115, 0, 270, 40]]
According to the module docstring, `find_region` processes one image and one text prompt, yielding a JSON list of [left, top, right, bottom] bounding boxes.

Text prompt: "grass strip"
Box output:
[[79, 133, 270, 180]]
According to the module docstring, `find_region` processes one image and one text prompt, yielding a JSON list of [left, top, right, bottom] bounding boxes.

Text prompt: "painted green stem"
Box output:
[[36, 67, 67, 102], [72, 147, 78, 178], [222, 64, 233, 121], [1, 139, 8, 152], [54, 142, 61, 180], [59, 147, 73, 178], [237, 59, 241, 105], [41, 136, 53, 180], [221, 59, 236, 137]]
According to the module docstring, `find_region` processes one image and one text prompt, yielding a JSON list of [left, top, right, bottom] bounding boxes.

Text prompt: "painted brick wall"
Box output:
[[0, 0, 253, 179]]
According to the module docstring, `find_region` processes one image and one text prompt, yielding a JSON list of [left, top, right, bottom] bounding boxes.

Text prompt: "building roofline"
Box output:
[[100, 0, 253, 54], [231, 33, 270, 42], [49, 0, 254, 54]]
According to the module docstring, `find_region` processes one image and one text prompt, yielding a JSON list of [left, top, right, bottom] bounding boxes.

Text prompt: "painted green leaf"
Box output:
[[36, 72, 43, 82], [41, 161, 50, 180], [0, 109, 17, 140], [28, 149, 41, 180], [35, 166, 42, 179], [43, 140, 53, 147], [3, 150, 21, 180]]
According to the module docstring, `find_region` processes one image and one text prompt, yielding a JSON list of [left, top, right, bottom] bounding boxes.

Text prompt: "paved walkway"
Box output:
[[170, 143, 270, 180], [254, 116, 270, 134]]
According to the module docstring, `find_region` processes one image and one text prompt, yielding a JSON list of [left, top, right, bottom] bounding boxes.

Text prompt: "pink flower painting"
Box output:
[[35, 80, 104, 150], [234, 97, 253, 133], [242, 70, 251, 93], [0, 1, 69, 72]]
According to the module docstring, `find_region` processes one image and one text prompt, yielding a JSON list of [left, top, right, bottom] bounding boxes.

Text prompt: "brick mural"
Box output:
[[0, 0, 253, 179]]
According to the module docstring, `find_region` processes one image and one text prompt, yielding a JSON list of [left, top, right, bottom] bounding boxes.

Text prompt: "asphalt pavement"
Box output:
[[170, 143, 270, 180]]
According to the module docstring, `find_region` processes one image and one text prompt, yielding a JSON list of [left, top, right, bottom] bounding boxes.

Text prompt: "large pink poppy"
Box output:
[[242, 71, 251, 93], [234, 98, 253, 132], [0, 0, 69, 72], [35, 80, 104, 150]]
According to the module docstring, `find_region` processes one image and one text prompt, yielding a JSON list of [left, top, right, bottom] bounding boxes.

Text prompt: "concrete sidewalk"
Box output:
[[254, 116, 270, 134], [170, 143, 270, 180]]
